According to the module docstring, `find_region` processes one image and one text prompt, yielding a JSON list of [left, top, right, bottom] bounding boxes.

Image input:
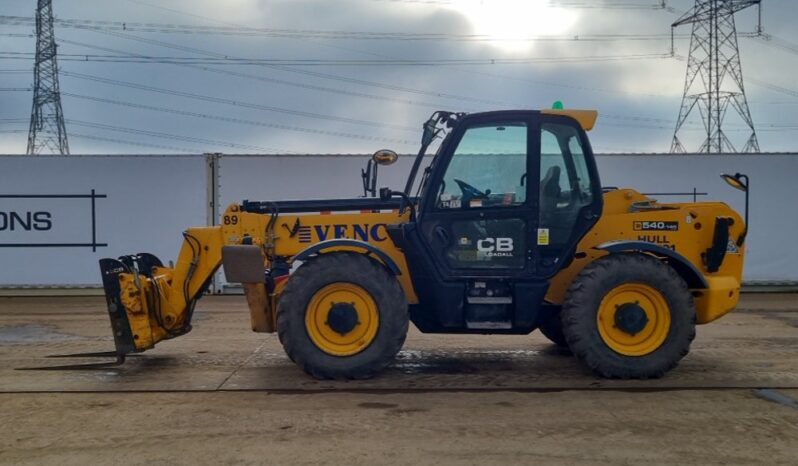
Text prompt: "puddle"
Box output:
[[392, 349, 534, 374], [0, 324, 84, 344]]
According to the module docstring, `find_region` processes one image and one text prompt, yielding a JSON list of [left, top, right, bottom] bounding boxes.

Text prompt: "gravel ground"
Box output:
[[0, 294, 796, 465]]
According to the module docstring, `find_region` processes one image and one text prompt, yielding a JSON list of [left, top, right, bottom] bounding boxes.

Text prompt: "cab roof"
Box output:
[[455, 109, 599, 131], [541, 109, 598, 131]]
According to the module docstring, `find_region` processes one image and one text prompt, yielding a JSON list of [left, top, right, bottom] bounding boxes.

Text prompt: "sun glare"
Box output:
[[443, 0, 578, 52]]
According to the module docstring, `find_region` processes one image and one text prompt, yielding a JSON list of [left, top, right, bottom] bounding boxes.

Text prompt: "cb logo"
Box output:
[[477, 237, 514, 253]]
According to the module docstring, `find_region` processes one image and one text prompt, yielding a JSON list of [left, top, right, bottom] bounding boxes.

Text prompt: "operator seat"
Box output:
[[540, 165, 561, 218]]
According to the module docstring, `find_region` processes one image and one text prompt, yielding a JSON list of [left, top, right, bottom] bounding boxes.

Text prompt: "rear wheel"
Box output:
[[561, 253, 696, 378], [277, 252, 408, 379]]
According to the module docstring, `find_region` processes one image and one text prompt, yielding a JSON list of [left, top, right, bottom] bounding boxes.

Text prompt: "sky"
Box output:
[[1, 0, 797, 155]]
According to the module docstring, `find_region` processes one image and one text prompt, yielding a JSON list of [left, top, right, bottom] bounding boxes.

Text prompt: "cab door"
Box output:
[[418, 116, 536, 277]]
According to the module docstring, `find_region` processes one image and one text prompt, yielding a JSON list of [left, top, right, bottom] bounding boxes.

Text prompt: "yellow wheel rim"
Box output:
[[304, 283, 380, 356], [597, 283, 671, 357]]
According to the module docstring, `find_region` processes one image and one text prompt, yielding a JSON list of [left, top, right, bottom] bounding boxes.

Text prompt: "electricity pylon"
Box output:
[[26, 0, 69, 155], [670, 0, 760, 154]]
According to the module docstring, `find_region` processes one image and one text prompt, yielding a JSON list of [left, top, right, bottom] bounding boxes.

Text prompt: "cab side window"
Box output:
[[539, 123, 594, 249], [437, 123, 527, 209]]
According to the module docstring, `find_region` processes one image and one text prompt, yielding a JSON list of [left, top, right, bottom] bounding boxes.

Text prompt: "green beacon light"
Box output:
[[552, 100, 564, 110]]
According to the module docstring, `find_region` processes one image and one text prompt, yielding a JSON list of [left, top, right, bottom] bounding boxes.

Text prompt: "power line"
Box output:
[[753, 33, 798, 57], [555, 1, 669, 8], [8, 0, 793, 151], [111, 0, 678, 101], [372, 0, 670, 9], [62, 29, 504, 107], [14, 36, 776, 142], [60, 77, 759, 147], [60, 85, 775, 135], [69, 132, 195, 153], [747, 78, 798, 99], [98, 1, 685, 108], [29, 0, 778, 146], [62, 92, 416, 146], [49, 38, 469, 148], [17, 32, 500, 149], [107, 0, 757, 123], [64, 25, 706, 136], [669, 52, 798, 102], [23, 29, 504, 109], [66, 119, 291, 153], [97, 12, 682, 100], [56, 35, 491, 110], [59, 71, 418, 132], [1, 50, 674, 66], [599, 121, 798, 131], [0, 15, 688, 42], [56, 31, 730, 133]]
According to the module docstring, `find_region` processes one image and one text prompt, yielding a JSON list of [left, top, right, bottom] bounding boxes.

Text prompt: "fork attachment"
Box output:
[[99, 255, 161, 356]]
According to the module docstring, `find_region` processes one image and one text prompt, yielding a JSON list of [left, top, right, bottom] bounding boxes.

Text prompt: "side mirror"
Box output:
[[372, 149, 398, 166], [720, 173, 748, 192]]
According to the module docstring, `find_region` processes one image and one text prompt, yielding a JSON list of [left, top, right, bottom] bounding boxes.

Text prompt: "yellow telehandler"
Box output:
[[95, 109, 748, 379]]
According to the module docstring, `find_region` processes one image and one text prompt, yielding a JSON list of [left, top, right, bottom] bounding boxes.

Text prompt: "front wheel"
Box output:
[[561, 253, 696, 379], [277, 252, 408, 379]]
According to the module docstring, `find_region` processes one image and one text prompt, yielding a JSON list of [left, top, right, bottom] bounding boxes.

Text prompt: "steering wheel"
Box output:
[[453, 178, 487, 202]]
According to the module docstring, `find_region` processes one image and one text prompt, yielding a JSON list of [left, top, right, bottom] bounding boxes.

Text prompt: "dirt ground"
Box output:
[[1, 294, 797, 465]]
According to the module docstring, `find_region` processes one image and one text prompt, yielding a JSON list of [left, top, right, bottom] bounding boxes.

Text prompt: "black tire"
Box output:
[[277, 251, 408, 379], [538, 308, 568, 347], [561, 253, 696, 379]]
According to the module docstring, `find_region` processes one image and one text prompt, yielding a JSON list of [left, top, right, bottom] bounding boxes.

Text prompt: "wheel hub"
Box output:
[[326, 302, 360, 335], [596, 283, 672, 357], [305, 282, 380, 356], [614, 302, 649, 335]]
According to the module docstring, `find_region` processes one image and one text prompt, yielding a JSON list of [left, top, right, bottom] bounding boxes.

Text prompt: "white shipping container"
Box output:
[[1, 153, 796, 288]]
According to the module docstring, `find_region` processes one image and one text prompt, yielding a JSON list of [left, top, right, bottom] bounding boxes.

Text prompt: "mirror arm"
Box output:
[[361, 160, 375, 197], [372, 163, 379, 197], [361, 162, 370, 197]]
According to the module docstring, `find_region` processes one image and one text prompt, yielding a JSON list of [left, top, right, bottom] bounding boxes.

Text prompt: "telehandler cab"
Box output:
[[97, 108, 747, 379]]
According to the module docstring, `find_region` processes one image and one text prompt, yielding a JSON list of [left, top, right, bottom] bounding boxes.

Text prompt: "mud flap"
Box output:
[[99, 258, 138, 356]]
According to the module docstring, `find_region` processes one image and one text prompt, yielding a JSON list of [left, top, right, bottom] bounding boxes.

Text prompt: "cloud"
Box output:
[[1, 0, 796, 155]]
